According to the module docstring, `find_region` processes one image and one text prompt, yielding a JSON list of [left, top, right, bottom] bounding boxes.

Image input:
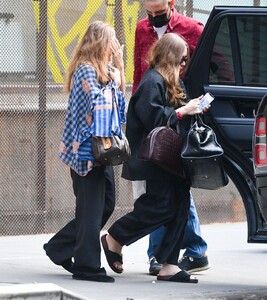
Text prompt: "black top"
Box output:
[[122, 67, 191, 181]]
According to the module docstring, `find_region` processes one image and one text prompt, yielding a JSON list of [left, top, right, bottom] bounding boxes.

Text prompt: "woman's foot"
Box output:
[[157, 263, 198, 283], [158, 263, 180, 277], [106, 234, 122, 254], [101, 234, 123, 273], [73, 273, 115, 283]]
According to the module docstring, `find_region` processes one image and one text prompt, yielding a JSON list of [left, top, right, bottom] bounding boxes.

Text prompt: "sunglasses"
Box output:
[[180, 56, 188, 65]]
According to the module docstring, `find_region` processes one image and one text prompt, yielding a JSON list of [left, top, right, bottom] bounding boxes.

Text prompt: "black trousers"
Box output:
[[108, 175, 190, 265], [45, 166, 115, 276]]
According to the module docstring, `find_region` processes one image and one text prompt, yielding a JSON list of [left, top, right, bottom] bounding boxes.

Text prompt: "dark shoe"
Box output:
[[73, 274, 115, 283], [149, 257, 162, 276], [178, 255, 210, 273], [61, 259, 73, 273], [101, 234, 123, 274], [157, 270, 198, 283], [43, 243, 73, 273]]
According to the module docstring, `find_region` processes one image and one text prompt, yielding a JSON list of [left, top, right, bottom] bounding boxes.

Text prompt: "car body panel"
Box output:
[[253, 94, 267, 225]]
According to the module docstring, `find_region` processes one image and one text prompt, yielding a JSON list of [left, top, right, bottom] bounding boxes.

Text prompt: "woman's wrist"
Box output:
[[117, 64, 124, 72], [176, 106, 187, 116], [176, 111, 183, 120]]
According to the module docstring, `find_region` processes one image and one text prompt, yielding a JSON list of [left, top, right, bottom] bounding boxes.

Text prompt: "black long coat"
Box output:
[[122, 68, 190, 181]]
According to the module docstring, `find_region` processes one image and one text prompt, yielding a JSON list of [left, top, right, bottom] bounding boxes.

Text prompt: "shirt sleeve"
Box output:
[[71, 65, 100, 142], [60, 65, 94, 146], [91, 80, 126, 137], [117, 89, 126, 124], [91, 86, 113, 137]]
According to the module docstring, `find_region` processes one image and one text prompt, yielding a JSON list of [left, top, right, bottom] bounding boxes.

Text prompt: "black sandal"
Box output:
[[157, 270, 198, 283], [101, 234, 123, 274]]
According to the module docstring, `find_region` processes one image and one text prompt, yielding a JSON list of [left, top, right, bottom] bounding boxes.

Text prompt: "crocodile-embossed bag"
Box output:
[[181, 115, 228, 189], [137, 113, 185, 178]]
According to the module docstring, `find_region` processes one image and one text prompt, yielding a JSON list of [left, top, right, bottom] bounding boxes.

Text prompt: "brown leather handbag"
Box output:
[[137, 113, 185, 178], [92, 133, 131, 166], [92, 88, 131, 166]]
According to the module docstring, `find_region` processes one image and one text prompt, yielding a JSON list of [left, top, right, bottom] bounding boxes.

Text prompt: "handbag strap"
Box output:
[[164, 89, 181, 134], [190, 114, 204, 126], [110, 87, 124, 138], [196, 114, 204, 125], [111, 87, 121, 123], [166, 111, 180, 134]]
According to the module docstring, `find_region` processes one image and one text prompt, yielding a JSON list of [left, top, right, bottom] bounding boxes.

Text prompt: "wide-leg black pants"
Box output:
[[44, 166, 115, 276], [108, 175, 190, 265]]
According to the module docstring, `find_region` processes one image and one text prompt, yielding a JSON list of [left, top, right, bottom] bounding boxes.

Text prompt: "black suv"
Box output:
[[183, 6, 267, 243]]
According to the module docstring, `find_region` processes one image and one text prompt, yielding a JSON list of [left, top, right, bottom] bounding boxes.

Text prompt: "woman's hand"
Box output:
[[176, 95, 210, 116], [111, 39, 124, 71], [178, 96, 202, 115], [110, 38, 126, 95]]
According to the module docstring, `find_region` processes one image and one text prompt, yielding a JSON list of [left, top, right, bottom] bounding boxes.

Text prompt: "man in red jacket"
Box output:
[[132, 0, 210, 276], [132, 0, 203, 93]]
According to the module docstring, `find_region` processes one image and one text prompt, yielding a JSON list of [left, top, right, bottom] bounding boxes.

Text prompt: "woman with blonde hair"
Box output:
[[43, 21, 125, 283], [101, 32, 208, 283]]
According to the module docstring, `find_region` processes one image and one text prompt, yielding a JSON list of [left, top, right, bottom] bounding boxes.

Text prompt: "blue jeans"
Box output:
[[147, 193, 207, 259]]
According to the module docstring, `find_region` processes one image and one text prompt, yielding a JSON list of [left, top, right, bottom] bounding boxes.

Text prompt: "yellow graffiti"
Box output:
[[106, 0, 115, 26], [105, 1, 140, 82], [121, 1, 140, 83], [32, 0, 140, 84], [33, 1, 64, 82], [32, 2, 40, 31]]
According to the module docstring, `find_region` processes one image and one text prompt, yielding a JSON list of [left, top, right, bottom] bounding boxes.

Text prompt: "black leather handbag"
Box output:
[[181, 115, 228, 189], [137, 113, 185, 178], [92, 133, 131, 166]]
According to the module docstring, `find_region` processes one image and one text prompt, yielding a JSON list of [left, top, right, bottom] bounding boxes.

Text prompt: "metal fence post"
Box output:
[[114, 0, 123, 43], [36, 0, 47, 233]]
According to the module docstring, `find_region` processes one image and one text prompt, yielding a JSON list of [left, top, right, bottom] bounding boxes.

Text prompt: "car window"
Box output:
[[237, 16, 267, 86], [209, 15, 267, 87], [209, 18, 234, 84]]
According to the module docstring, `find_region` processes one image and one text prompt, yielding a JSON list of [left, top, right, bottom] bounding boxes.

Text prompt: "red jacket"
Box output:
[[132, 8, 204, 94]]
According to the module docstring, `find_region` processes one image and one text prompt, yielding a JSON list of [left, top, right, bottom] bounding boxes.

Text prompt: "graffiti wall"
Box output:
[[32, 0, 141, 83]]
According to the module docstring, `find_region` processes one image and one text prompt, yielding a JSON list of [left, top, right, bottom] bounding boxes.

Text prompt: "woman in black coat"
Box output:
[[101, 33, 205, 283]]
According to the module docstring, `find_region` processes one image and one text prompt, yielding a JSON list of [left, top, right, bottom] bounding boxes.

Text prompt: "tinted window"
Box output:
[[209, 15, 267, 86], [237, 16, 267, 86], [209, 18, 234, 84]]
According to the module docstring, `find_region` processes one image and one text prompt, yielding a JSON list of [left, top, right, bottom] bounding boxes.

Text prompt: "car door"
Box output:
[[183, 6, 267, 242]]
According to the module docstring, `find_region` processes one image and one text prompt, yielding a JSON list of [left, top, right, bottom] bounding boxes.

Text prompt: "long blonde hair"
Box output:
[[148, 33, 187, 108], [64, 21, 115, 93]]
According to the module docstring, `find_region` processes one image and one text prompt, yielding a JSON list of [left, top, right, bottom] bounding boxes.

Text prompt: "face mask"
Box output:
[[148, 12, 170, 28]]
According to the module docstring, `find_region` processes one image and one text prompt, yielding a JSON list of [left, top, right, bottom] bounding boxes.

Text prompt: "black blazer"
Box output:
[[122, 68, 190, 181]]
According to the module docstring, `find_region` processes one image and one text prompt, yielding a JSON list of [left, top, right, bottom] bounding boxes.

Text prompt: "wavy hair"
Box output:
[[148, 32, 187, 108], [64, 21, 115, 93]]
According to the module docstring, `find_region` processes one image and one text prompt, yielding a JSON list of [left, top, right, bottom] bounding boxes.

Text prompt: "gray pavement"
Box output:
[[0, 222, 267, 300]]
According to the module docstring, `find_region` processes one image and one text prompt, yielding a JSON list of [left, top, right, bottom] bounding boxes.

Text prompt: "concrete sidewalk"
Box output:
[[1, 222, 267, 300]]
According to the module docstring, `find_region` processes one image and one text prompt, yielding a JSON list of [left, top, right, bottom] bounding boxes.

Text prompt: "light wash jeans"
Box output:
[[132, 181, 207, 260]]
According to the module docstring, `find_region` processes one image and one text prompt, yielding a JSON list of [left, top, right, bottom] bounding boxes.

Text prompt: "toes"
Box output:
[[114, 262, 123, 271]]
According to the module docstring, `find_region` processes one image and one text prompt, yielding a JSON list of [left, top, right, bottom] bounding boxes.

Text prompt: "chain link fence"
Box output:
[[2, 0, 266, 236]]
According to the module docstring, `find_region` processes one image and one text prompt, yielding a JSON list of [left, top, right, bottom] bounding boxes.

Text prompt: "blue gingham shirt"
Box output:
[[59, 64, 126, 176]]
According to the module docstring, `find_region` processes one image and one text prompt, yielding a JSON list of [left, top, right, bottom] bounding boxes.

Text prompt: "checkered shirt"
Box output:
[[59, 64, 126, 176]]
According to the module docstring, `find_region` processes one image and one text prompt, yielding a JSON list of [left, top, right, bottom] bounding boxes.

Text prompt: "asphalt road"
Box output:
[[0, 222, 267, 300]]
